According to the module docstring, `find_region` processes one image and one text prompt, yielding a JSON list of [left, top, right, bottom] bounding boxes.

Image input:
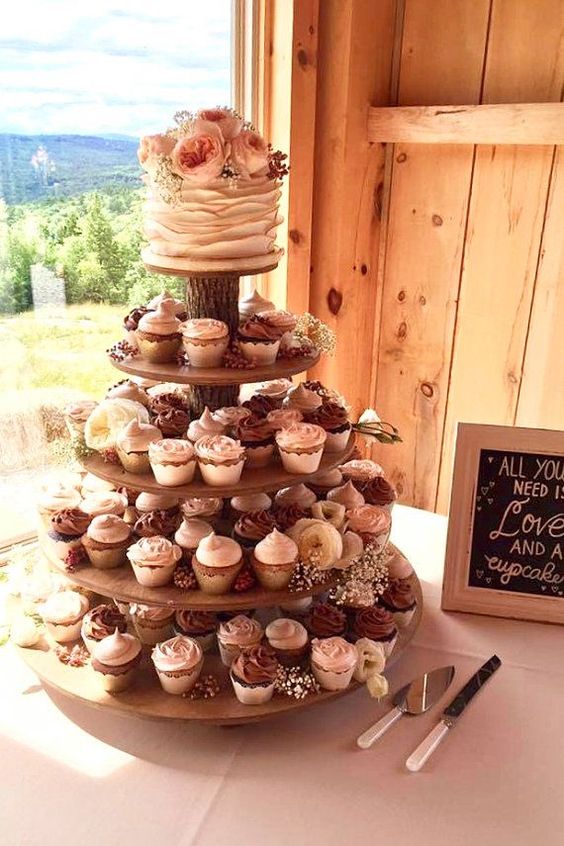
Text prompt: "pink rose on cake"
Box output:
[[171, 123, 227, 183], [230, 130, 269, 177], [194, 108, 243, 141], [137, 134, 176, 168]]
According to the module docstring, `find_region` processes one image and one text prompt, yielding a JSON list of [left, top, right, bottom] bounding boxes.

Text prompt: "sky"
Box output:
[[0, 0, 232, 137]]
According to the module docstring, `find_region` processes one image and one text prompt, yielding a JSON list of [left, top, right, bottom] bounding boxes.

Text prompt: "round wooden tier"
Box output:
[[111, 350, 320, 386], [83, 433, 355, 497], [142, 246, 283, 277], [14, 567, 422, 725]]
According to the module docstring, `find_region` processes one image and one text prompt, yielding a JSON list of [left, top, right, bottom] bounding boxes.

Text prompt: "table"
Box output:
[[1, 505, 563, 846]]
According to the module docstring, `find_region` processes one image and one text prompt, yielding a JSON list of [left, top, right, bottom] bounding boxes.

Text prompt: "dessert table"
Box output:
[[2, 504, 562, 846]]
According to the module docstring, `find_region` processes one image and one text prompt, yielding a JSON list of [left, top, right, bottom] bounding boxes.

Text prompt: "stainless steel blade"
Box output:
[[394, 665, 455, 714]]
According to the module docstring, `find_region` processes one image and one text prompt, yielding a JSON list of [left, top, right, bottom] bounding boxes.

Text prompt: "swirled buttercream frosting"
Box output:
[[275, 423, 327, 452], [127, 536, 181, 567], [218, 614, 263, 647], [339, 459, 384, 482], [254, 528, 298, 565], [266, 408, 303, 430], [81, 491, 128, 517], [238, 289, 275, 319], [187, 407, 226, 442], [274, 484, 317, 509], [353, 606, 397, 641], [195, 533, 242, 568], [212, 406, 252, 428], [175, 609, 218, 634], [152, 635, 202, 672], [234, 510, 277, 541], [283, 384, 322, 413], [265, 618, 307, 650], [92, 629, 141, 667], [175, 518, 213, 548], [42, 590, 89, 624], [82, 605, 127, 640], [310, 636, 357, 672], [195, 435, 245, 464], [137, 300, 181, 335], [182, 318, 228, 340], [231, 645, 278, 685], [148, 439, 195, 463], [346, 505, 391, 536], [361, 476, 397, 507], [231, 493, 272, 513], [50, 508, 90, 537], [307, 603, 346, 638], [87, 514, 131, 544], [134, 509, 180, 538], [181, 497, 222, 519]]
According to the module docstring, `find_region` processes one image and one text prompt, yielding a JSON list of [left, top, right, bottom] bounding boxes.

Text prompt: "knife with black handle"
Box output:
[[405, 654, 501, 772]]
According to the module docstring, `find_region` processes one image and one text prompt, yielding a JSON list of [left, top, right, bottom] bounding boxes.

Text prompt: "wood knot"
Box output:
[[507, 372, 518, 385], [419, 295, 426, 306], [373, 181, 384, 219], [397, 290, 406, 302], [420, 382, 435, 398], [397, 321, 407, 340], [327, 288, 343, 315], [288, 228, 302, 244], [432, 214, 443, 226], [360, 263, 368, 276], [396, 152, 407, 163], [297, 49, 308, 68]]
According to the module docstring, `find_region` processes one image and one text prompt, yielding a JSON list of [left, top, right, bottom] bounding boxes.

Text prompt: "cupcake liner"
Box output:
[[154, 657, 204, 695], [323, 426, 352, 453], [132, 616, 175, 646], [136, 333, 181, 364], [183, 336, 229, 368], [151, 459, 196, 487], [278, 446, 324, 474], [230, 672, 276, 705], [46, 534, 84, 562], [84, 544, 128, 570], [243, 443, 275, 468], [116, 448, 152, 474], [239, 339, 280, 365], [130, 561, 176, 587], [198, 459, 245, 487], [251, 555, 296, 591], [45, 618, 84, 644], [96, 667, 137, 693], [192, 557, 243, 595], [311, 661, 355, 691], [217, 634, 263, 667]]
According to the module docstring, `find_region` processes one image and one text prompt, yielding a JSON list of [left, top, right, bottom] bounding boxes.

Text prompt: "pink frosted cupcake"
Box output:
[[346, 505, 391, 553], [195, 435, 246, 487], [211, 405, 252, 436], [237, 315, 284, 364], [40, 590, 90, 643], [182, 318, 229, 368], [310, 636, 358, 691], [63, 400, 98, 438], [149, 439, 196, 486], [91, 629, 142, 693], [275, 423, 327, 474], [81, 491, 128, 518], [130, 603, 175, 645], [127, 536, 182, 587], [136, 300, 182, 363], [192, 533, 243, 595], [187, 406, 226, 443], [82, 514, 131, 569], [327, 480, 365, 511], [217, 613, 264, 666], [147, 290, 187, 317], [116, 420, 162, 474], [38, 484, 82, 531], [238, 288, 274, 321], [283, 384, 322, 414], [230, 645, 279, 705], [236, 415, 275, 467], [181, 497, 223, 526], [174, 517, 214, 559], [106, 380, 150, 407], [136, 491, 179, 515], [152, 635, 204, 695], [265, 618, 309, 666], [266, 407, 303, 432], [251, 528, 298, 590], [274, 483, 317, 512]]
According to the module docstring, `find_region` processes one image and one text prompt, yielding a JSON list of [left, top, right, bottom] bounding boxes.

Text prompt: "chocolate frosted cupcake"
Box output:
[[148, 391, 189, 416], [47, 507, 91, 561], [273, 503, 308, 531], [352, 606, 398, 657], [217, 614, 264, 666], [232, 509, 277, 549], [153, 408, 190, 438], [237, 315, 284, 365], [307, 602, 347, 639], [381, 579, 417, 628], [241, 393, 277, 418], [265, 618, 309, 666], [360, 476, 397, 511], [305, 401, 351, 453], [81, 603, 127, 653], [230, 644, 279, 705], [134, 508, 181, 539], [174, 609, 218, 652], [236, 415, 275, 467]]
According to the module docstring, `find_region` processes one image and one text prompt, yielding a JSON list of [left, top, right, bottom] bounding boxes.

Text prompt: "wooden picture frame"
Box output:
[[442, 423, 564, 625]]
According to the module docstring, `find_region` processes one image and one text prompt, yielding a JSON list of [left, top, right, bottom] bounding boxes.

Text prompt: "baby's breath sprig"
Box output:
[[330, 544, 390, 607], [275, 665, 320, 700], [294, 313, 337, 356], [288, 561, 331, 592]]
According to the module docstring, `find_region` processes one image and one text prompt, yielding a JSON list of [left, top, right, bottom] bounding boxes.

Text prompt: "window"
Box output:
[[0, 0, 233, 543]]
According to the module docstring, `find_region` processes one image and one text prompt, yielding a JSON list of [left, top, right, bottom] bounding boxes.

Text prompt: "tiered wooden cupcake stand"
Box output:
[[17, 258, 422, 724]]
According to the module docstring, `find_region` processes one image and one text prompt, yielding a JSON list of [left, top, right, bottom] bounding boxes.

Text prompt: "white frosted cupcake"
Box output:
[[149, 439, 196, 486], [310, 636, 358, 691], [135, 491, 179, 514], [116, 420, 162, 474], [81, 491, 128, 518], [187, 406, 226, 443], [251, 529, 298, 591], [327, 480, 365, 511], [283, 384, 322, 414], [230, 492, 272, 518], [266, 408, 303, 432], [274, 483, 317, 511], [80, 473, 116, 496], [136, 300, 182, 363], [106, 380, 150, 407], [152, 635, 204, 695], [180, 497, 223, 524], [346, 505, 391, 553], [265, 618, 309, 666], [174, 518, 214, 558], [129, 603, 175, 645], [275, 424, 327, 474], [195, 435, 246, 487], [127, 535, 182, 587], [192, 533, 243, 595], [217, 614, 264, 667], [82, 514, 132, 569], [91, 629, 142, 693], [182, 318, 229, 368], [41, 590, 89, 643], [238, 289, 275, 321], [230, 645, 279, 705], [63, 400, 98, 438], [211, 405, 252, 435], [147, 290, 186, 315]]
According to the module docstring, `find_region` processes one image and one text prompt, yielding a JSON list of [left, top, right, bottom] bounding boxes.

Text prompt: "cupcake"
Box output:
[[381, 579, 417, 628], [237, 315, 284, 364], [174, 609, 218, 652], [274, 483, 317, 512], [136, 490, 179, 515], [352, 606, 398, 657], [307, 467, 343, 497], [130, 603, 175, 645], [265, 618, 309, 666], [133, 508, 181, 539], [127, 536, 182, 587], [47, 508, 91, 561], [182, 318, 229, 368], [273, 503, 308, 531], [346, 505, 391, 552], [232, 510, 277, 550], [256, 311, 297, 349], [38, 484, 82, 531], [386, 549, 414, 581], [283, 384, 322, 414], [195, 435, 246, 487], [327, 480, 365, 511], [82, 514, 131, 569], [230, 493, 272, 519], [174, 518, 214, 559], [236, 415, 275, 467], [311, 500, 346, 531], [192, 533, 243, 595], [310, 636, 358, 691], [230, 645, 279, 705], [135, 299, 182, 363], [360, 476, 398, 511], [238, 288, 275, 321], [149, 439, 196, 486], [187, 406, 226, 443], [217, 614, 264, 666], [81, 491, 128, 518], [147, 290, 187, 318], [41, 590, 89, 643], [181, 497, 223, 525], [251, 528, 298, 590], [81, 603, 127, 653], [91, 629, 142, 692], [256, 377, 293, 405], [305, 402, 351, 453], [152, 635, 204, 695], [63, 400, 98, 438], [275, 423, 327, 474], [148, 390, 189, 416], [266, 408, 303, 432], [152, 407, 190, 438], [211, 406, 252, 435], [339, 459, 384, 489], [116, 420, 162, 473], [307, 603, 347, 639], [106, 380, 150, 407], [241, 394, 277, 418], [123, 305, 152, 345]]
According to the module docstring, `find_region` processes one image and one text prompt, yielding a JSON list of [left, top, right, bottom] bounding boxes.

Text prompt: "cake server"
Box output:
[[405, 654, 502, 772], [356, 665, 455, 749]]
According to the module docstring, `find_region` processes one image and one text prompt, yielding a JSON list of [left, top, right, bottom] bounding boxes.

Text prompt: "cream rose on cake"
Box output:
[[152, 635, 204, 695], [195, 434, 246, 486], [127, 535, 182, 587], [170, 121, 227, 182], [84, 398, 149, 451], [275, 422, 327, 474], [192, 533, 243, 595], [251, 528, 298, 591], [182, 318, 229, 368], [148, 439, 196, 486]]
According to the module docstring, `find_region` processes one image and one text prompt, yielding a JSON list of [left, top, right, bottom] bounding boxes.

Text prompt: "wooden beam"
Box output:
[[367, 102, 564, 145]]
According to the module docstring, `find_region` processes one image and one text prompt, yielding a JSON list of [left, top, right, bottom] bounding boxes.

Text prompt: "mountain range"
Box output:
[[0, 134, 141, 205]]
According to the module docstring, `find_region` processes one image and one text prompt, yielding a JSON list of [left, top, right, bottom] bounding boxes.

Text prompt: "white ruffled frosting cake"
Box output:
[[138, 107, 286, 271]]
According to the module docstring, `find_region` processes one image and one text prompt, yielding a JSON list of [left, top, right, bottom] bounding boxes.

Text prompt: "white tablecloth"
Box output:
[[2, 505, 563, 846]]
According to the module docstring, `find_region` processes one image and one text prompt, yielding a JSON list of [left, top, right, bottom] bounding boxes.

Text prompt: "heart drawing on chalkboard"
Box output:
[[486, 577, 492, 584], [487, 498, 493, 504], [481, 487, 489, 496], [552, 586, 559, 593], [541, 585, 547, 591], [477, 505, 481, 511], [487, 457, 494, 463], [489, 481, 495, 488], [476, 570, 484, 578]]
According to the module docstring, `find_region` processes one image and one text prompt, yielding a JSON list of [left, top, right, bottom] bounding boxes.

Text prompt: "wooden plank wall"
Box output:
[[306, 0, 564, 514]]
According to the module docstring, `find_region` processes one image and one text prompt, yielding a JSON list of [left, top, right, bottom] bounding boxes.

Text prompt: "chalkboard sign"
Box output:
[[442, 424, 564, 625]]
